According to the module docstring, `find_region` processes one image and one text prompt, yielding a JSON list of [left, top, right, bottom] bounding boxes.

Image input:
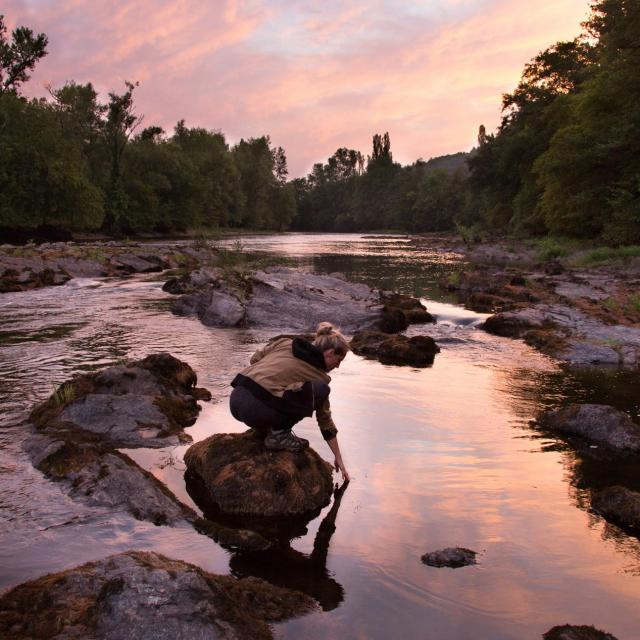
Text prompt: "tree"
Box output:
[[368, 132, 392, 169], [535, 0, 640, 243], [0, 93, 103, 230], [232, 136, 295, 229], [272, 146, 288, 184], [0, 15, 48, 95], [101, 81, 142, 233]]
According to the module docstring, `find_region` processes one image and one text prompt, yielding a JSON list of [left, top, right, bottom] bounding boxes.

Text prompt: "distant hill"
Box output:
[[416, 151, 471, 175]]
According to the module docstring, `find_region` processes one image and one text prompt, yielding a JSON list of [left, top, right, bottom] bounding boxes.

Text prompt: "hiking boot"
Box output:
[[264, 429, 309, 452]]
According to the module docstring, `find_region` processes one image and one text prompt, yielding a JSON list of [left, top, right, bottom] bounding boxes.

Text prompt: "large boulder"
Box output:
[[537, 404, 640, 453], [245, 268, 381, 332], [350, 330, 440, 367], [166, 266, 436, 334], [591, 486, 640, 532], [0, 551, 315, 640], [28, 353, 209, 449], [175, 287, 247, 327], [184, 431, 334, 518], [24, 435, 195, 526]]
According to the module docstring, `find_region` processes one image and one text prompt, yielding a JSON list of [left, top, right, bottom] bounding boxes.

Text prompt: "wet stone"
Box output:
[[537, 404, 640, 453], [350, 330, 440, 367], [184, 430, 334, 518], [0, 551, 315, 640], [591, 486, 640, 532], [28, 353, 206, 449], [421, 547, 477, 568]]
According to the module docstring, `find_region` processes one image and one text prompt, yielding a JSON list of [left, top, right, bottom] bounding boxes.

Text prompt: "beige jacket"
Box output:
[[238, 337, 337, 438]]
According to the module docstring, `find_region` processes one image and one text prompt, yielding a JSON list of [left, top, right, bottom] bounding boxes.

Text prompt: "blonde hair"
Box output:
[[313, 322, 350, 355]]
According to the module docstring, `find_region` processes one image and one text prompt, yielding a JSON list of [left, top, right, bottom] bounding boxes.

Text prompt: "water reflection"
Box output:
[[2, 234, 640, 638], [229, 482, 348, 611]]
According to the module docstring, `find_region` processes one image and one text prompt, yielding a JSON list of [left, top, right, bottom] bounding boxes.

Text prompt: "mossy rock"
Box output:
[[184, 431, 334, 518]]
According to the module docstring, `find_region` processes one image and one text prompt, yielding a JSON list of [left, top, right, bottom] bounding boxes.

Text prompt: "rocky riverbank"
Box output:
[[447, 238, 640, 541], [0, 240, 235, 293], [441, 239, 640, 370]]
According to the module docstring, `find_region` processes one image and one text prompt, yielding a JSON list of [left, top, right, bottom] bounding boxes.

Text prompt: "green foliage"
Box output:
[[466, 0, 639, 246], [51, 382, 75, 406], [534, 237, 573, 262], [0, 15, 48, 95], [292, 134, 468, 232], [455, 221, 485, 248], [570, 245, 640, 266], [627, 293, 640, 313], [0, 16, 295, 237], [0, 93, 104, 230]]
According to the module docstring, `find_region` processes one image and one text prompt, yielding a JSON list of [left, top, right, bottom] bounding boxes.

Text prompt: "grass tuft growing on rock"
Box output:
[[571, 245, 640, 267]]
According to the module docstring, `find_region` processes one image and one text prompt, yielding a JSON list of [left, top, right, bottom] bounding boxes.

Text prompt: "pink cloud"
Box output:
[[3, 0, 588, 176]]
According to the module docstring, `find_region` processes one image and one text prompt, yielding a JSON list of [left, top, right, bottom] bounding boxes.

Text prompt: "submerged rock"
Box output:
[[0, 551, 315, 640], [184, 430, 334, 518], [28, 353, 207, 449], [537, 404, 640, 453], [543, 624, 619, 640], [591, 486, 640, 532], [350, 330, 440, 366], [420, 547, 477, 568], [194, 519, 273, 551]]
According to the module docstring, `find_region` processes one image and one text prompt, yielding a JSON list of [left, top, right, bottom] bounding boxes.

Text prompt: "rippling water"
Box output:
[[1, 233, 639, 639]]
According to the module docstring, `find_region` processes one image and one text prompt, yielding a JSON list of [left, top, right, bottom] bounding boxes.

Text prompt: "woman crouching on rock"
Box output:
[[230, 322, 350, 481]]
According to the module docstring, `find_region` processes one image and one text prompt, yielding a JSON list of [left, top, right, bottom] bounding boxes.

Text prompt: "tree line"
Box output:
[[0, 15, 295, 237], [1, 1, 638, 245], [292, 0, 639, 244]]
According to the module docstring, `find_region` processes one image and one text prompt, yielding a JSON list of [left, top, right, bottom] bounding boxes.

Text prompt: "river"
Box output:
[[1, 233, 639, 639]]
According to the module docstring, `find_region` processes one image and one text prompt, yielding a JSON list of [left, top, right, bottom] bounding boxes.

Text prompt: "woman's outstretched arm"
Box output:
[[326, 436, 350, 482]]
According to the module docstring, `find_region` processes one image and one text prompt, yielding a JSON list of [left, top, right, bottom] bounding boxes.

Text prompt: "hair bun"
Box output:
[[315, 321, 335, 336]]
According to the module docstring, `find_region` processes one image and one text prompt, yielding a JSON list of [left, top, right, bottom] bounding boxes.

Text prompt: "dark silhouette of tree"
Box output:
[[0, 15, 48, 95], [102, 81, 142, 233]]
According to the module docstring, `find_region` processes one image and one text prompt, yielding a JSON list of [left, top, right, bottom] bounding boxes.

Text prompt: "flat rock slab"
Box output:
[[350, 330, 440, 366], [484, 304, 640, 369], [0, 551, 315, 640], [543, 624, 619, 640], [421, 547, 477, 568], [28, 353, 207, 449], [246, 268, 382, 332], [591, 486, 640, 532], [184, 431, 334, 518], [537, 404, 640, 453], [168, 266, 435, 334], [24, 434, 194, 526]]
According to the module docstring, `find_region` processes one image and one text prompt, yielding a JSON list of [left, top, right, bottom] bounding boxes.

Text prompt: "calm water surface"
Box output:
[[1, 233, 639, 639]]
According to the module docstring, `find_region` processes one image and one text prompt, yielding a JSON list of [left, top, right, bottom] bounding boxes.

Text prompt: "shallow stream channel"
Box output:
[[1, 233, 639, 639]]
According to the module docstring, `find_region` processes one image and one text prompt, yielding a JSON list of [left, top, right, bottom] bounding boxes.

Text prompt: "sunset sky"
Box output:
[[5, 1, 589, 176]]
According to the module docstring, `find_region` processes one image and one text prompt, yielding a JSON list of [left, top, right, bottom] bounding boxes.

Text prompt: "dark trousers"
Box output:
[[230, 382, 330, 432]]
